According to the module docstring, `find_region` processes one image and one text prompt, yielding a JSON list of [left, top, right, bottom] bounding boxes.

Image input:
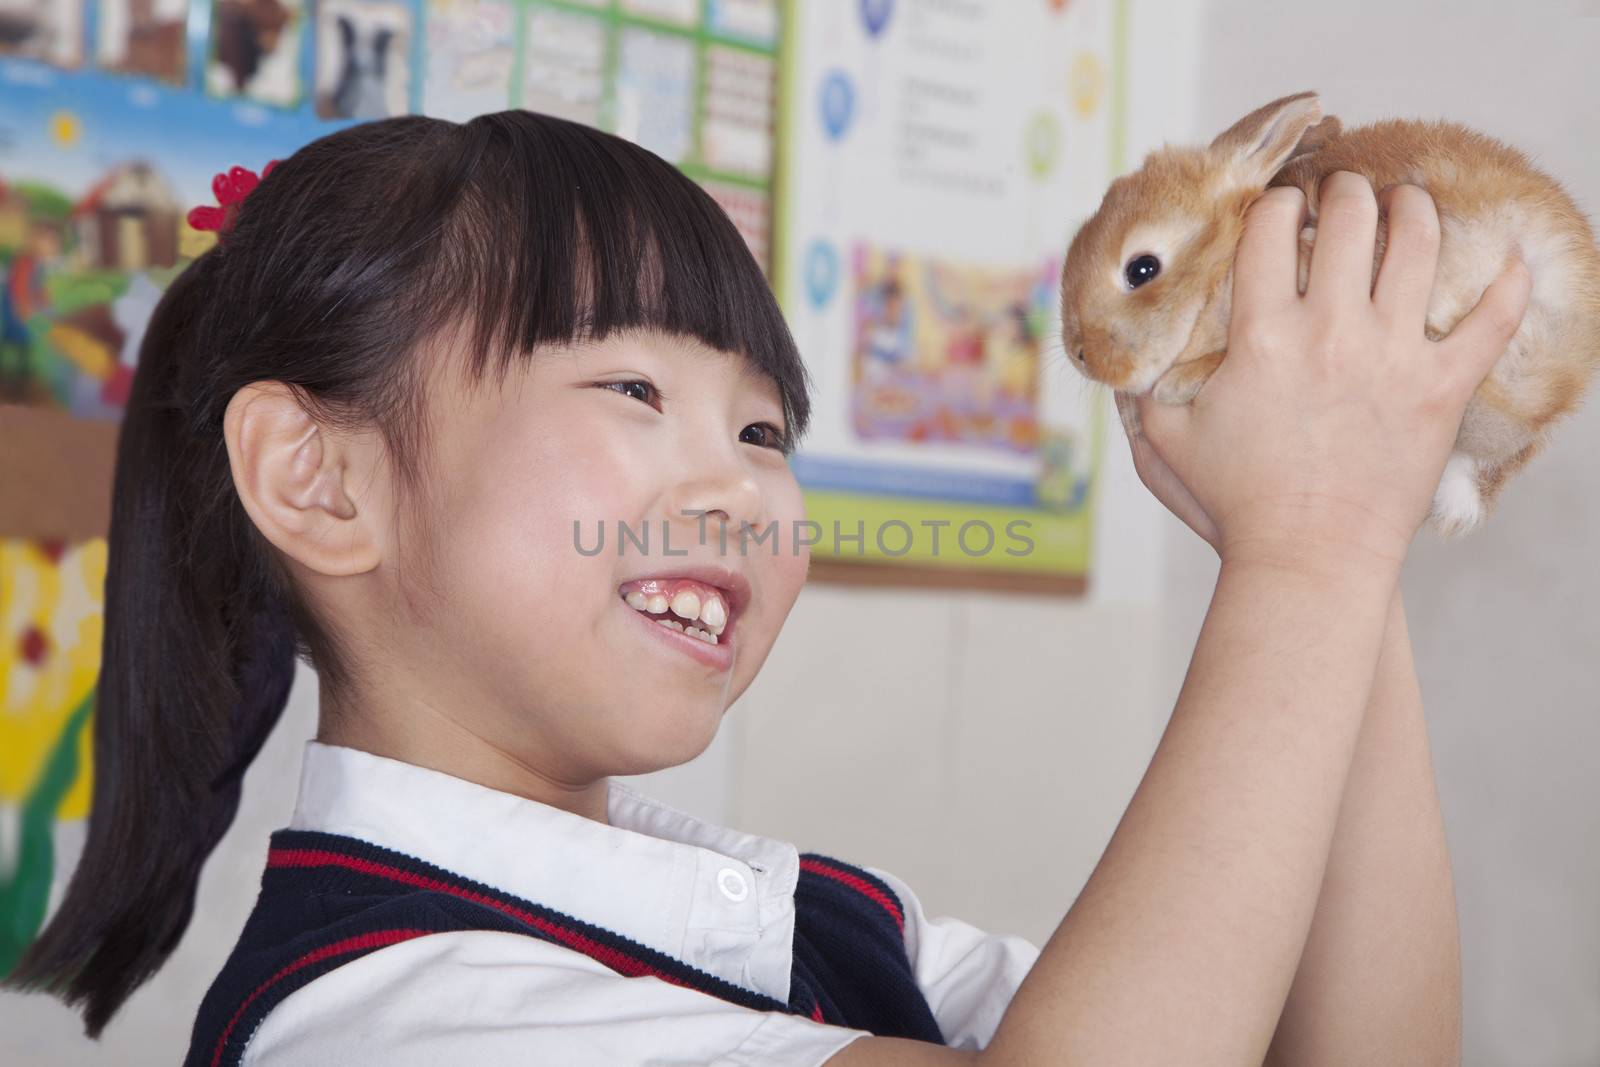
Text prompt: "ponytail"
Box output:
[[2, 261, 300, 1036]]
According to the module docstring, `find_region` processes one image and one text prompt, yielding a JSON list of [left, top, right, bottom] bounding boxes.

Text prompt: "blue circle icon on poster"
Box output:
[[804, 241, 840, 309], [819, 71, 855, 142], [860, 0, 895, 38]]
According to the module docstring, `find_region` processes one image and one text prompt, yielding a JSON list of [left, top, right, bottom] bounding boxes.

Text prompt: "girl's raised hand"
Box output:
[[1122, 172, 1531, 575]]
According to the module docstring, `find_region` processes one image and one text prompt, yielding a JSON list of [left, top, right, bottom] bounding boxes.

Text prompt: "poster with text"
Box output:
[[776, 0, 1127, 593]]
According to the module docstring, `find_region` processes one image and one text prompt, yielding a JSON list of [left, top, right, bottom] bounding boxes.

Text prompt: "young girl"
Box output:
[[3, 110, 1529, 1065]]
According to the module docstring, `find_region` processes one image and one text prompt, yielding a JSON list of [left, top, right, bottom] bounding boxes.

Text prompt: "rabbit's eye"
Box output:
[[1124, 254, 1161, 289]]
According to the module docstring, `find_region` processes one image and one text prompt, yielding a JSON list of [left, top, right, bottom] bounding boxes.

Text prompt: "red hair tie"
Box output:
[[187, 160, 279, 238]]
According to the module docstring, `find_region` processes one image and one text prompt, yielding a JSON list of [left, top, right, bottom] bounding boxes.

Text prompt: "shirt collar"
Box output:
[[285, 740, 800, 1002]]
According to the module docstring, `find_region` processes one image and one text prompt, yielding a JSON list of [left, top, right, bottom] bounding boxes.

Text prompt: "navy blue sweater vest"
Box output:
[[185, 830, 946, 1066]]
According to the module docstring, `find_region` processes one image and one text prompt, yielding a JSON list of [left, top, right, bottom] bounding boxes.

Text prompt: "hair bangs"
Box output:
[[438, 111, 810, 443]]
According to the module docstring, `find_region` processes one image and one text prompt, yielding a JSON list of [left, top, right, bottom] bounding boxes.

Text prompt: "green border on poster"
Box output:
[[777, 0, 1131, 581], [520, 0, 779, 186]]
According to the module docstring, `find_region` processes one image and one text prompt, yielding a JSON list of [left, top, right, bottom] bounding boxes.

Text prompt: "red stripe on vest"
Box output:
[[268, 847, 708, 998], [799, 858, 904, 934], [210, 927, 430, 1067]]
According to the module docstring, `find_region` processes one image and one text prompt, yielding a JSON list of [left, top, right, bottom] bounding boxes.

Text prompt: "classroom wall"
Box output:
[[5, 3, 1596, 1065], [1177, 3, 1600, 1063]]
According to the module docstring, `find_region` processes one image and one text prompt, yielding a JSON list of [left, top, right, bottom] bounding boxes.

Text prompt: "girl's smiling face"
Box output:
[[347, 328, 810, 802]]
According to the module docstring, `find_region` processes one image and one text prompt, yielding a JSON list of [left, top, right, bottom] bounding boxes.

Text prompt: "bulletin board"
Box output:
[[774, 0, 1129, 594]]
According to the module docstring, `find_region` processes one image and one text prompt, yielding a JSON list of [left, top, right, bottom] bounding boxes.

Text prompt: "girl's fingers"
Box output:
[[1437, 256, 1532, 398], [1232, 186, 1308, 324], [1373, 184, 1442, 326], [1305, 171, 1381, 307]]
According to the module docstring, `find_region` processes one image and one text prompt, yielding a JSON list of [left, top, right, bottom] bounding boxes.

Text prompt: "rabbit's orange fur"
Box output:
[[1061, 90, 1600, 536]]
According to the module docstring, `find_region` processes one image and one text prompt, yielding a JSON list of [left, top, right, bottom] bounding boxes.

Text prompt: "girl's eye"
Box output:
[[740, 422, 790, 452], [601, 380, 660, 408]]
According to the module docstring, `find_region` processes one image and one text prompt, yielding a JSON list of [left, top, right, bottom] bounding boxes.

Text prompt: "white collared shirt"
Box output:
[[237, 742, 1040, 1066]]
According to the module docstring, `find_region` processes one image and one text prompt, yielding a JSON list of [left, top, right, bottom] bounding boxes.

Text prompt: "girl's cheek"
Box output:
[[764, 470, 810, 583]]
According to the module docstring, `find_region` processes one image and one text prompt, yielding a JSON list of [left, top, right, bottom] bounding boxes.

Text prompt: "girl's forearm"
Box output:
[[1265, 589, 1461, 1066], [983, 554, 1397, 1067]]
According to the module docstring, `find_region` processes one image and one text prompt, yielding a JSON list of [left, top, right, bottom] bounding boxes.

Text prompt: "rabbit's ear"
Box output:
[[1210, 91, 1330, 184]]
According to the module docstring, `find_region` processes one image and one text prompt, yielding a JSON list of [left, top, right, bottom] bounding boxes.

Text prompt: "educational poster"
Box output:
[[0, 0, 784, 975], [776, 0, 1127, 592]]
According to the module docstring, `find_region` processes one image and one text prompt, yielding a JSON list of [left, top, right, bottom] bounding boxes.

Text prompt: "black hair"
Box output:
[[0, 109, 809, 1036]]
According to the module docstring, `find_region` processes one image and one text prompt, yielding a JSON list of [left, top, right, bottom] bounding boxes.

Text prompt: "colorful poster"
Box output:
[[775, 0, 1128, 591]]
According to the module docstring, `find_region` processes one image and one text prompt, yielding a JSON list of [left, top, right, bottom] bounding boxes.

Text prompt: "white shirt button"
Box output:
[[716, 866, 749, 902]]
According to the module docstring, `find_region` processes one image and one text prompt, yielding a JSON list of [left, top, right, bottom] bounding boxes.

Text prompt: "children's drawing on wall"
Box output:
[[96, 0, 188, 84], [208, 0, 303, 107], [0, 0, 85, 68], [0, 165, 191, 415], [851, 245, 1053, 456], [315, 0, 413, 120], [0, 538, 103, 978]]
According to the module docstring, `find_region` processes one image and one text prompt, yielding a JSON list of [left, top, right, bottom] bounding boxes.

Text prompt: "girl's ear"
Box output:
[[1209, 91, 1340, 186], [224, 380, 386, 577]]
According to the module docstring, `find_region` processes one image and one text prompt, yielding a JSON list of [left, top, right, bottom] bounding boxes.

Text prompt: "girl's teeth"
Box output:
[[654, 617, 719, 644], [625, 585, 728, 643], [670, 590, 701, 620]]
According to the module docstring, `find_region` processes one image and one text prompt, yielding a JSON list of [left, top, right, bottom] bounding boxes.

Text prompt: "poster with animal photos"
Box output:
[[96, 0, 188, 85], [0, 0, 84, 68], [206, 0, 305, 107], [315, 0, 414, 120], [776, 0, 1128, 593]]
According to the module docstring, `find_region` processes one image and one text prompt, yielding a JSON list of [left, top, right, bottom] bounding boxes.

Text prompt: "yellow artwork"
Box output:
[[1, 537, 103, 974]]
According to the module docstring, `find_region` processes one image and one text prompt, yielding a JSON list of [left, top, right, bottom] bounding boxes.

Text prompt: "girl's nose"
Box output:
[[668, 468, 764, 543]]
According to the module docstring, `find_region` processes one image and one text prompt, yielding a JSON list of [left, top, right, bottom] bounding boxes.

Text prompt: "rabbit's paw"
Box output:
[[1152, 351, 1226, 405], [1429, 452, 1485, 538]]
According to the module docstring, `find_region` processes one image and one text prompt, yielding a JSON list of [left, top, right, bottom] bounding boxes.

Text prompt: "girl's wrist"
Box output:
[[1216, 538, 1403, 599], [1216, 496, 1412, 586]]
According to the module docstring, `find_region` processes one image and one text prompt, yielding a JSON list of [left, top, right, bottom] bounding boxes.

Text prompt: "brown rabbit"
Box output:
[[1059, 90, 1600, 536]]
